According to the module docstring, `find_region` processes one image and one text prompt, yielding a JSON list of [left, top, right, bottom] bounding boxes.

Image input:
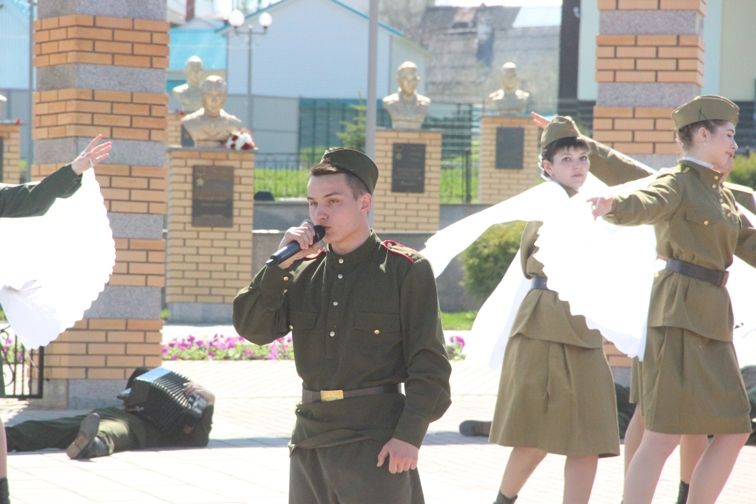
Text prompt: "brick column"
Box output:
[[31, 1, 167, 408], [595, 0, 706, 168], [373, 129, 441, 233], [0, 122, 22, 183], [595, 0, 705, 378]]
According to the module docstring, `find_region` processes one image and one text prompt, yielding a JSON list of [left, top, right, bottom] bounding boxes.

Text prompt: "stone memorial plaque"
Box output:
[[495, 127, 524, 169], [192, 165, 234, 227], [392, 143, 425, 193], [180, 124, 195, 147]]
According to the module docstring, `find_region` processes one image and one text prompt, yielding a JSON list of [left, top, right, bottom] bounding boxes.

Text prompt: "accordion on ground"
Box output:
[[121, 367, 208, 433]]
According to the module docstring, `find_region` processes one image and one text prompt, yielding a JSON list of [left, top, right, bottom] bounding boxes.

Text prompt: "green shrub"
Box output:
[[461, 221, 525, 302], [336, 103, 366, 151], [728, 154, 756, 189]]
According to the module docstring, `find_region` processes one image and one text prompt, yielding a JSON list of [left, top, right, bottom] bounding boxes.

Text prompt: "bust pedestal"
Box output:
[[166, 147, 254, 323], [373, 128, 442, 233]]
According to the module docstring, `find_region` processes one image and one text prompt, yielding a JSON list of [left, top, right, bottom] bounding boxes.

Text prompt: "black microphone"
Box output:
[[266, 225, 326, 266]]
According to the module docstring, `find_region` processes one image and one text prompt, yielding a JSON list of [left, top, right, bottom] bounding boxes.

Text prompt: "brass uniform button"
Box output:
[[703, 220, 709, 226], [374, 329, 380, 335]]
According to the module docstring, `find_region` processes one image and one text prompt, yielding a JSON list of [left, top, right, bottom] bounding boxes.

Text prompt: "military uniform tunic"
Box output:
[[234, 233, 451, 449], [489, 137, 664, 456], [234, 232, 451, 503], [490, 210, 620, 457], [605, 159, 756, 434]]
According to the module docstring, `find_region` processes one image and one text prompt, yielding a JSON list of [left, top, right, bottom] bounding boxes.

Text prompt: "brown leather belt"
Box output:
[[302, 384, 400, 404], [665, 258, 728, 287], [531, 276, 549, 290]]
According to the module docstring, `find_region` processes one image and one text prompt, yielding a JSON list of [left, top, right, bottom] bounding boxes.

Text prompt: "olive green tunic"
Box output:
[[0, 164, 81, 218], [490, 216, 620, 457], [490, 139, 663, 457], [233, 232, 452, 450], [584, 138, 755, 413], [606, 159, 756, 434]]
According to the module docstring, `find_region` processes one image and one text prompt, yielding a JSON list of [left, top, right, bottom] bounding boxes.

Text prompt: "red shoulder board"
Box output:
[[303, 248, 326, 261], [381, 240, 417, 264]]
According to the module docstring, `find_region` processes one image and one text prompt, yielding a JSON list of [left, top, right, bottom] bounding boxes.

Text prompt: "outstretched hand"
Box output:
[[71, 135, 113, 174], [588, 196, 614, 219]]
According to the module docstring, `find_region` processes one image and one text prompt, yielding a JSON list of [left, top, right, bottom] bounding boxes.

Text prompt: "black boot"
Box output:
[[66, 412, 102, 459], [494, 491, 517, 504], [676, 480, 690, 504], [0, 477, 9, 504], [459, 420, 492, 437]]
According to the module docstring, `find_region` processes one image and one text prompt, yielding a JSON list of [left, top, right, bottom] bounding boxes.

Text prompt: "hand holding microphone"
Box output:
[[267, 223, 326, 268]]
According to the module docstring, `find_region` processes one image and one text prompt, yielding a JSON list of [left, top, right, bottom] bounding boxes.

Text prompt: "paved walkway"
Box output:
[[3, 358, 755, 503]]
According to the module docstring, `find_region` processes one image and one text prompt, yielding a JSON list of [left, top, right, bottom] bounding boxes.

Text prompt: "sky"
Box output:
[[434, 0, 562, 6]]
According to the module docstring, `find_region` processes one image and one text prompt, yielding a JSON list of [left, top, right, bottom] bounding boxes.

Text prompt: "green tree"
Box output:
[[728, 154, 756, 189], [336, 103, 366, 151]]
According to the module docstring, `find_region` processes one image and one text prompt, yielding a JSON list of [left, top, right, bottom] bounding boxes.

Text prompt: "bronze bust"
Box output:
[[382, 61, 431, 130], [181, 75, 243, 148]]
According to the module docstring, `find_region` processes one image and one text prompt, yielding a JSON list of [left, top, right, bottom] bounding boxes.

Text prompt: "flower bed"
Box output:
[[162, 332, 466, 361]]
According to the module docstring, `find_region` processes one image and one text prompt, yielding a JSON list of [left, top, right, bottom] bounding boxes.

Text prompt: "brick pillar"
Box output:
[[595, 0, 706, 168], [31, 1, 168, 408], [0, 123, 22, 183], [595, 0, 705, 378], [165, 148, 254, 323], [373, 129, 441, 233], [478, 116, 540, 205]]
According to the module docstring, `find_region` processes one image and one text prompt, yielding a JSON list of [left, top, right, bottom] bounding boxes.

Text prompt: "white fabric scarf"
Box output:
[[422, 172, 756, 368], [0, 170, 116, 348]]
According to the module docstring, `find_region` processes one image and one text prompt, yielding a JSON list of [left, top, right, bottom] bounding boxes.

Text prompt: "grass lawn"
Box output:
[[440, 311, 476, 330]]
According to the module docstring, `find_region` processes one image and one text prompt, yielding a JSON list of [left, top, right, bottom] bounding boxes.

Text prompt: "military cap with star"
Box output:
[[672, 95, 739, 129], [319, 148, 379, 193]]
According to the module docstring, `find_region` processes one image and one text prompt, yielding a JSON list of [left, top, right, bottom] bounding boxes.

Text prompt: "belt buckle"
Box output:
[[320, 389, 344, 402]]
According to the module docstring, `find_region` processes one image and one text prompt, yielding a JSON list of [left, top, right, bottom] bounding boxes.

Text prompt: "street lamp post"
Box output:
[[228, 9, 272, 134]]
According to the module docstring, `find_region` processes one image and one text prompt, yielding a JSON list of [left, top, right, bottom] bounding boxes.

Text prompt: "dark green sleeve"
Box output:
[[233, 264, 292, 346], [584, 137, 654, 186], [392, 258, 452, 447], [0, 164, 82, 218]]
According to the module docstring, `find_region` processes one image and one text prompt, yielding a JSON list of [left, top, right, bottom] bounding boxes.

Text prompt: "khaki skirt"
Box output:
[[642, 326, 752, 434], [490, 334, 620, 457]]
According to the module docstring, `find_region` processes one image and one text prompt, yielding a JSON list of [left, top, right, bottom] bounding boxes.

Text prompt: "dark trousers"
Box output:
[[6, 407, 151, 455], [289, 439, 424, 504]]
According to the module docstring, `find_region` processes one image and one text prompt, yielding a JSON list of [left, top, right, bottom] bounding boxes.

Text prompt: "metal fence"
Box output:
[[0, 325, 44, 399], [254, 99, 481, 203]]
